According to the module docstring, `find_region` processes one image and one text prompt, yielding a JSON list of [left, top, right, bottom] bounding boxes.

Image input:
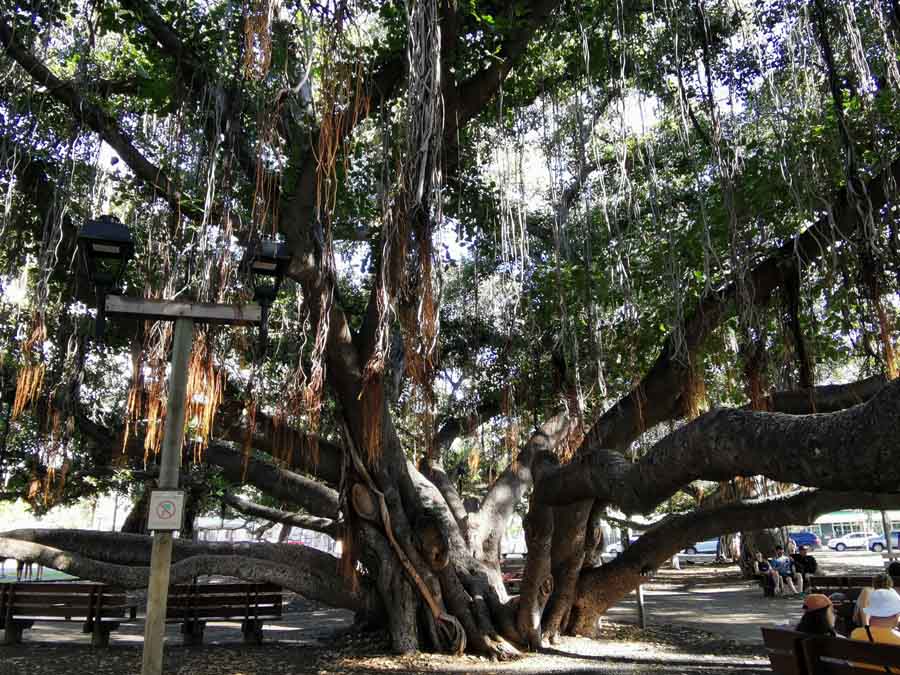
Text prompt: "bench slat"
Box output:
[[165, 608, 282, 620], [166, 602, 281, 614], [169, 583, 280, 595], [167, 595, 282, 609], [8, 607, 129, 618], [810, 576, 900, 588], [803, 635, 900, 674], [13, 593, 127, 607], [4, 583, 110, 593]]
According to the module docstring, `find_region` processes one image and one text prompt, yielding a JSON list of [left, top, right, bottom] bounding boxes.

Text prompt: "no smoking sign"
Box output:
[[147, 490, 186, 531]]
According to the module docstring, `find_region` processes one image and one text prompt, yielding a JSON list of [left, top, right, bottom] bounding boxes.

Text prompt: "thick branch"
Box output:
[[205, 442, 340, 518], [761, 374, 888, 415], [434, 395, 503, 453], [0, 535, 371, 613], [222, 492, 338, 537], [581, 156, 900, 452], [0, 18, 201, 219], [73, 413, 340, 517], [536, 377, 900, 511], [217, 396, 343, 486], [472, 412, 574, 564], [117, 0, 258, 183], [454, 0, 563, 129], [570, 488, 900, 632]]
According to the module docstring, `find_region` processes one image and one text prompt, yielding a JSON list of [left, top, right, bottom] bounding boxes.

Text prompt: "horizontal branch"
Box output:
[[205, 442, 340, 518], [761, 374, 888, 415], [535, 377, 900, 512], [222, 492, 337, 537], [216, 397, 343, 487], [0, 533, 371, 613], [570, 488, 900, 629], [71, 410, 340, 517]]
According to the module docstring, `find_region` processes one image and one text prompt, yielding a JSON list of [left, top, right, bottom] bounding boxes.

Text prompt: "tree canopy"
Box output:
[[1, 0, 899, 656]]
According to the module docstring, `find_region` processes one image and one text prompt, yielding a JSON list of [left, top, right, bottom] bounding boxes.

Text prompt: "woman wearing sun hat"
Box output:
[[850, 588, 900, 672], [795, 593, 842, 637]]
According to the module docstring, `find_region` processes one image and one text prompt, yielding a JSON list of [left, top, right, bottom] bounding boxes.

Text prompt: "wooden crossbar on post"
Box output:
[[106, 296, 262, 325]]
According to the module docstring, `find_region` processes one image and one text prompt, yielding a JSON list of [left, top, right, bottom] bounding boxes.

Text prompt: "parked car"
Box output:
[[827, 531, 879, 551], [788, 531, 821, 550], [682, 538, 719, 555], [605, 536, 640, 555], [868, 531, 900, 552]]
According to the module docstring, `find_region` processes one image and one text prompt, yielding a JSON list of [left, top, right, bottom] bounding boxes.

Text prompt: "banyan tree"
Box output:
[[2, 0, 900, 656]]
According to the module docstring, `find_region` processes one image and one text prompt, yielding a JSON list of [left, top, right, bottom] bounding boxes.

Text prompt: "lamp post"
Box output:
[[77, 215, 134, 339], [77, 218, 286, 675], [245, 239, 290, 354]]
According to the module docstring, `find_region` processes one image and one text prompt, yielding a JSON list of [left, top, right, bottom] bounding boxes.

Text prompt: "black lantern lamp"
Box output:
[[77, 215, 134, 339], [246, 239, 290, 354]]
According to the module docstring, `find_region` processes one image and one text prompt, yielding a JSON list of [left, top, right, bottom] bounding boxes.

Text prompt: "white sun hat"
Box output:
[[866, 589, 900, 618]]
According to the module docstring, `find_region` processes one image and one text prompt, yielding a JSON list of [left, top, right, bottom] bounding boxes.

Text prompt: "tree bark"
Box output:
[[0, 530, 377, 614], [222, 492, 338, 537], [569, 489, 900, 635], [535, 378, 900, 511]]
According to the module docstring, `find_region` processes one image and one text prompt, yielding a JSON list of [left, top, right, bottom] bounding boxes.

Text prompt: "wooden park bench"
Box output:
[[761, 627, 809, 674], [809, 575, 900, 595], [0, 582, 136, 646], [803, 634, 900, 674], [166, 582, 283, 645], [807, 575, 900, 631], [762, 626, 900, 674]]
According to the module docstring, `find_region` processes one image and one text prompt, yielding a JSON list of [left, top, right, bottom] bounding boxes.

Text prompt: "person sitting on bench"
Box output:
[[791, 545, 818, 588], [850, 588, 900, 673], [770, 545, 801, 595], [753, 551, 782, 596], [853, 573, 895, 630], [795, 593, 841, 637]]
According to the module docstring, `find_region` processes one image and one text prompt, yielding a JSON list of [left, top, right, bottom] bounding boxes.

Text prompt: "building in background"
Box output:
[[791, 510, 900, 544]]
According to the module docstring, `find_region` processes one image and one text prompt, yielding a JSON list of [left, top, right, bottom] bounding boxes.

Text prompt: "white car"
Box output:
[[682, 538, 719, 555], [605, 536, 640, 555], [869, 532, 900, 552], [827, 531, 878, 551]]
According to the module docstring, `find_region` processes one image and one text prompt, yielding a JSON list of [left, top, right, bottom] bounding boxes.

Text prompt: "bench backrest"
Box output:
[[811, 576, 900, 590], [803, 635, 900, 674], [166, 582, 282, 621], [0, 583, 130, 622], [761, 627, 809, 675]]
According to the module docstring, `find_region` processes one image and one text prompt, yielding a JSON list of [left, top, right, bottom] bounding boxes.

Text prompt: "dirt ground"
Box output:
[[0, 626, 771, 675], [0, 550, 885, 675]]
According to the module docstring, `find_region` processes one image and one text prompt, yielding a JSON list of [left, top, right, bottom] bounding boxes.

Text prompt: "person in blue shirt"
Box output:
[[770, 545, 801, 595]]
